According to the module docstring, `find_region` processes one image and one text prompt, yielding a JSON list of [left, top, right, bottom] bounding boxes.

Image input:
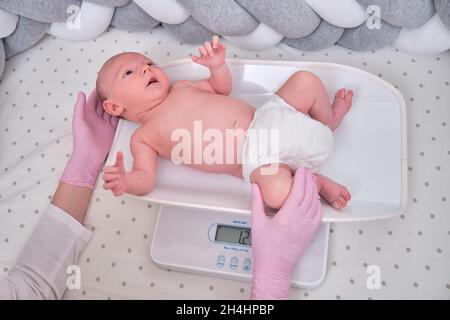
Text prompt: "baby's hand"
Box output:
[[102, 151, 127, 196], [191, 35, 226, 69]]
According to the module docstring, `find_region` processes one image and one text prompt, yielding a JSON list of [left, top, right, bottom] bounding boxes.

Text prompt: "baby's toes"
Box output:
[[344, 90, 353, 103], [335, 88, 346, 99], [331, 200, 339, 209], [331, 196, 347, 210], [341, 186, 351, 201], [337, 196, 347, 208], [331, 198, 344, 210]]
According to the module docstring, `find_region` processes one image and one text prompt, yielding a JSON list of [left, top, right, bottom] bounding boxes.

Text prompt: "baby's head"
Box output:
[[96, 52, 170, 122]]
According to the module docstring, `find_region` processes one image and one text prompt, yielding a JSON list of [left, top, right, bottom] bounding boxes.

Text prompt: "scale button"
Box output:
[[216, 255, 225, 268], [230, 257, 238, 270], [243, 258, 252, 272]]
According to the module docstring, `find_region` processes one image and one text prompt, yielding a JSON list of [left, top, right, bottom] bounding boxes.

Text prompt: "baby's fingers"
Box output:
[[114, 151, 124, 169], [204, 41, 214, 56], [112, 187, 125, 197], [212, 35, 219, 49], [103, 165, 121, 174], [104, 181, 125, 196], [191, 55, 201, 64], [103, 181, 116, 190], [218, 41, 226, 50], [102, 172, 121, 182], [199, 46, 207, 57]]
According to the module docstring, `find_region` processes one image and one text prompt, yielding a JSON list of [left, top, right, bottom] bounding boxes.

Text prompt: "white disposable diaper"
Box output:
[[242, 95, 333, 181]]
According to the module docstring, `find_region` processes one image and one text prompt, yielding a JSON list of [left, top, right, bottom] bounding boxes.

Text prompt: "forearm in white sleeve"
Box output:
[[0, 204, 92, 300]]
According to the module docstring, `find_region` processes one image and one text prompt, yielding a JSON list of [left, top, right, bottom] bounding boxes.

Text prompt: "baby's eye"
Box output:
[[125, 70, 133, 76], [147, 62, 155, 67]]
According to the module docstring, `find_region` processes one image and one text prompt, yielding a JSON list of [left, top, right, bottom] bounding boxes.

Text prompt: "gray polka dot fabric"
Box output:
[[0, 26, 448, 299]]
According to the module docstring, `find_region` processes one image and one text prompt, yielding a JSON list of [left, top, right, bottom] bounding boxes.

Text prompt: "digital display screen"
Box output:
[[214, 225, 251, 246]]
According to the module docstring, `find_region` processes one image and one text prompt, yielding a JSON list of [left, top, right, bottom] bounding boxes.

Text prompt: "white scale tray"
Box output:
[[108, 59, 407, 223], [107, 59, 407, 288]]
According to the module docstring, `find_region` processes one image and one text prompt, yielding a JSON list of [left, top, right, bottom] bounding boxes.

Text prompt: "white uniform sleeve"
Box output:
[[0, 204, 93, 300]]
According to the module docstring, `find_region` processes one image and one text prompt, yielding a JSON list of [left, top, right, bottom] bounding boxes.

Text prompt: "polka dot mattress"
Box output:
[[0, 26, 448, 299]]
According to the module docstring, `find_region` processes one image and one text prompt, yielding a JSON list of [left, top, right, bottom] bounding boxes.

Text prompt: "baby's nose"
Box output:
[[140, 64, 151, 75]]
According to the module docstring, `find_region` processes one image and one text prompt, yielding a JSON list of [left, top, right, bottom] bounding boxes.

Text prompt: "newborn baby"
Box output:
[[97, 36, 352, 210]]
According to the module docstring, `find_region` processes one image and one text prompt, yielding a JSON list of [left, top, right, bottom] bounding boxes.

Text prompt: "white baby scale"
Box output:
[[106, 59, 407, 289]]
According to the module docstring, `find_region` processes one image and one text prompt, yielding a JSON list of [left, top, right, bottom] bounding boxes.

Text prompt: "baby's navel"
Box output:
[[232, 120, 238, 128]]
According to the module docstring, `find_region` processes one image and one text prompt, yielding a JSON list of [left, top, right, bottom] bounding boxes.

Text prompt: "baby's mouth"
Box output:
[[147, 77, 158, 87]]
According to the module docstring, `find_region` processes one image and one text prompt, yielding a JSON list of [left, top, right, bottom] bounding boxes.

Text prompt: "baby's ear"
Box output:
[[103, 99, 124, 116]]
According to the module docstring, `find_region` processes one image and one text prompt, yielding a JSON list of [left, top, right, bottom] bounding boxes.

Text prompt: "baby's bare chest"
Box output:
[[141, 88, 255, 156], [170, 87, 254, 123]]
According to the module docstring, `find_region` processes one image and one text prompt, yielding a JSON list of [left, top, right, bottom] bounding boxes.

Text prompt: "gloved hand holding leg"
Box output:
[[250, 167, 323, 300]]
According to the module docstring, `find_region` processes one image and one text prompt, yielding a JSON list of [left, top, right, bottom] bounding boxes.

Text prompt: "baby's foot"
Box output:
[[330, 88, 353, 131], [316, 175, 351, 210]]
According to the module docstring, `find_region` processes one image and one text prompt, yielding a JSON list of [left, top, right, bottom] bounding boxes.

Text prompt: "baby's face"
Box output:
[[99, 52, 170, 121]]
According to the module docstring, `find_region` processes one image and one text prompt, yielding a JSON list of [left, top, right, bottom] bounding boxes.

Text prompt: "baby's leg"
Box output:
[[251, 164, 351, 210], [250, 164, 294, 210], [276, 71, 353, 131]]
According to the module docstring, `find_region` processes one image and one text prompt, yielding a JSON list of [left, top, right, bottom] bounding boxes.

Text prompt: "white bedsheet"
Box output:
[[0, 27, 449, 299]]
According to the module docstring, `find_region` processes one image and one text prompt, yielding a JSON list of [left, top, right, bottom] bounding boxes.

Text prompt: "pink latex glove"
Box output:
[[250, 167, 323, 300], [60, 90, 118, 189]]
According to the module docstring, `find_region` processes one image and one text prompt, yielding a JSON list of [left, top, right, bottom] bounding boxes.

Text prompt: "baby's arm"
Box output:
[[103, 133, 157, 196], [191, 35, 232, 95]]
